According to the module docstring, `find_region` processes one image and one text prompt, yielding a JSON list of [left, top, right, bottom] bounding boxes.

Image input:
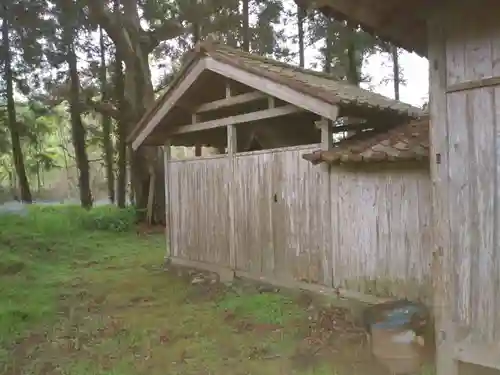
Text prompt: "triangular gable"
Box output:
[[130, 57, 340, 150], [130, 41, 424, 150]]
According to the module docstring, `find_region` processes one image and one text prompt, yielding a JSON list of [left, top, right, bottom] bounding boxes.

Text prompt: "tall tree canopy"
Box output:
[[0, 0, 407, 213]]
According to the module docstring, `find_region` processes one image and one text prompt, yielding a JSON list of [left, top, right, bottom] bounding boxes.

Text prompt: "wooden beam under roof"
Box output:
[[194, 91, 267, 113], [168, 105, 302, 135]]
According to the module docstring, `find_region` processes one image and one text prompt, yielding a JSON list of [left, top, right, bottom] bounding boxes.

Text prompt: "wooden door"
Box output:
[[233, 151, 275, 276], [168, 157, 231, 266], [429, 3, 500, 374], [269, 145, 330, 285], [232, 145, 330, 285]]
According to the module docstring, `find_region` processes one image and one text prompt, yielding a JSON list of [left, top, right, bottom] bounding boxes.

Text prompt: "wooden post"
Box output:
[[163, 140, 173, 259], [194, 144, 202, 157], [192, 114, 202, 157], [428, 8, 458, 375], [318, 116, 335, 288], [146, 168, 156, 225], [227, 124, 237, 270]]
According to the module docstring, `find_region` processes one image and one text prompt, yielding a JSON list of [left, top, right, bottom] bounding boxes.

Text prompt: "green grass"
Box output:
[[0, 205, 435, 375], [217, 290, 304, 326], [0, 205, 140, 347]]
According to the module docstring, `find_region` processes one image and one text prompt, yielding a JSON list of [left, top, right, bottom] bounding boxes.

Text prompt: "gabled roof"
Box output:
[[129, 40, 424, 149], [205, 43, 422, 116], [296, 0, 433, 57], [302, 117, 429, 164]]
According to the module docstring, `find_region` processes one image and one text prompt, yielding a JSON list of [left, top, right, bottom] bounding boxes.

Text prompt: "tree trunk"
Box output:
[[115, 57, 127, 208], [192, 0, 200, 45], [121, 0, 164, 223], [2, 6, 32, 203], [346, 34, 360, 86], [111, 0, 127, 208], [36, 162, 41, 192], [87, 0, 172, 222], [297, 4, 305, 68], [344, 27, 361, 138], [242, 0, 250, 51], [99, 26, 115, 204], [64, 13, 92, 209], [392, 45, 400, 100], [324, 19, 335, 73]]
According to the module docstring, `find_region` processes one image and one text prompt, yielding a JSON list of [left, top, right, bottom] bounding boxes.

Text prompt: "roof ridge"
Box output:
[[206, 42, 423, 113], [206, 41, 345, 82]]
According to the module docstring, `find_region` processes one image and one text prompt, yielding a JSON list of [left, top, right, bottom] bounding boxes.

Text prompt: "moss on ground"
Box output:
[[0, 205, 434, 375]]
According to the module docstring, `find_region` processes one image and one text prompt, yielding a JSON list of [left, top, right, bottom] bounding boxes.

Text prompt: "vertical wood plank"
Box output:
[[429, 9, 459, 375], [163, 141, 172, 258], [446, 91, 471, 326], [169, 158, 231, 266], [462, 12, 496, 341], [469, 88, 495, 341], [330, 167, 341, 288], [320, 118, 333, 287], [228, 125, 237, 270], [492, 25, 500, 341], [233, 152, 273, 274]]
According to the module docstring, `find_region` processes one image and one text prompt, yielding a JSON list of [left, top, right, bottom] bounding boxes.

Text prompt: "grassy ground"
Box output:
[[0, 206, 433, 375]]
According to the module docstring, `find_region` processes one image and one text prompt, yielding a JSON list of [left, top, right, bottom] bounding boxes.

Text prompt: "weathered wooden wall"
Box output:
[[331, 167, 432, 301], [233, 145, 330, 284], [429, 3, 500, 372], [167, 145, 432, 301], [231, 145, 432, 300], [169, 156, 231, 266]]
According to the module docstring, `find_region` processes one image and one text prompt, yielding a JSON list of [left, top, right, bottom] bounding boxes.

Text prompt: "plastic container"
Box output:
[[370, 324, 424, 374], [366, 302, 428, 374]]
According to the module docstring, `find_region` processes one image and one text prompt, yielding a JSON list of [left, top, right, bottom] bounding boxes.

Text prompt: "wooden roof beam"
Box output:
[[194, 91, 267, 113], [205, 57, 340, 121], [168, 105, 303, 135], [132, 58, 208, 150]]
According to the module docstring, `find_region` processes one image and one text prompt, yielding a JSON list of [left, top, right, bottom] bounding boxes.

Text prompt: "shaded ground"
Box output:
[[0, 206, 434, 375]]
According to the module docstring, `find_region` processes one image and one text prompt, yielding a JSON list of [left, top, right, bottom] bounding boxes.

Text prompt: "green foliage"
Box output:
[[22, 204, 137, 232], [77, 205, 138, 232], [307, 11, 377, 81], [0, 102, 68, 191]]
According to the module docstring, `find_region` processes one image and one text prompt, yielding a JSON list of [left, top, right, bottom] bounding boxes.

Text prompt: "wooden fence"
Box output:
[[167, 145, 432, 301], [169, 155, 231, 266]]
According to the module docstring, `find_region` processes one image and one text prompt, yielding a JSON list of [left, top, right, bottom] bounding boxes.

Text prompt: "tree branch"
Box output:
[[84, 0, 134, 59], [144, 21, 186, 53], [85, 98, 120, 120]]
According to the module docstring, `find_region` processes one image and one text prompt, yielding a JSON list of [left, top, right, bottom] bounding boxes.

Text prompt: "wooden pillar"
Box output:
[[428, 12, 458, 375], [318, 114, 336, 288], [227, 125, 237, 270], [163, 140, 173, 259], [268, 96, 275, 108], [146, 165, 156, 225], [429, 3, 500, 374], [194, 144, 202, 157], [192, 113, 202, 157]]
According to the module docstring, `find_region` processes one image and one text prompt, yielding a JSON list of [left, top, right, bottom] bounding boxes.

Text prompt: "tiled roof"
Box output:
[[302, 118, 429, 164], [202, 42, 423, 118], [129, 39, 424, 144]]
